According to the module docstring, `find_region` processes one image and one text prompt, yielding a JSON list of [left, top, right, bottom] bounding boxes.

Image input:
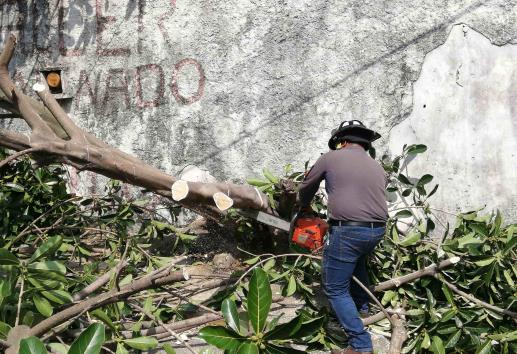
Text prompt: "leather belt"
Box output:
[[328, 219, 386, 228]]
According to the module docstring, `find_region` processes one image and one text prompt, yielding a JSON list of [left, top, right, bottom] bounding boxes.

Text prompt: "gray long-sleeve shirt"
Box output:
[[298, 145, 388, 222]]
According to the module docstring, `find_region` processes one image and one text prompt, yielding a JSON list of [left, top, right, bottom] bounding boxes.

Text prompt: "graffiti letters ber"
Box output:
[[0, 0, 205, 109]]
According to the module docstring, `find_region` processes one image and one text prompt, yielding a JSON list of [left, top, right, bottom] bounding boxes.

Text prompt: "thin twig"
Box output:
[[130, 303, 197, 354], [15, 276, 24, 327], [114, 238, 132, 291], [435, 275, 517, 320], [160, 287, 220, 316], [352, 275, 395, 326], [0, 147, 39, 169]]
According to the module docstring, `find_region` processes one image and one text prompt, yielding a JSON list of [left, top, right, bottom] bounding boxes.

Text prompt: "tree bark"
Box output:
[[387, 314, 407, 354], [373, 257, 460, 292], [0, 34, 271, 219]]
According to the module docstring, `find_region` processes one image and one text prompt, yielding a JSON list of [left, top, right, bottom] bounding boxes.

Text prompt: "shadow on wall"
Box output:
[[188, 0, 490, 166]]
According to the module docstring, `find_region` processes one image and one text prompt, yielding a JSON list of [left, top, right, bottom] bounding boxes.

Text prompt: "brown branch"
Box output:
[[130, 303, 197, 354], [33, 83, 84, 141], [0, 90, 68, 139], [353, 275, 395, 326], [373, 257, 461, 292], [0, 35, 64, 139], [387, 314, 407, 354], [28, 267, 188, 338], [72, 259, 129, 302], [1, 33, 269, 218], [0, 129, 30, 151], [435, 275, 517, 320], [0, 147, 40, 169], [0, 34, 16, 67]]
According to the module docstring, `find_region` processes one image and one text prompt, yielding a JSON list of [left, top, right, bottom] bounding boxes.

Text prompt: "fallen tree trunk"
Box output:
[[0, 34, 270, 219]]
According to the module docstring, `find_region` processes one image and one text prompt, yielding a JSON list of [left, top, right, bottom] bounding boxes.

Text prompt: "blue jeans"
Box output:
[[322, 225, 385, 352]]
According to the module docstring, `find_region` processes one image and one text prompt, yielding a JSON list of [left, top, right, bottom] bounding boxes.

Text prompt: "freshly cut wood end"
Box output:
[[450, 256, 460, 264], [171, 180, 189, 201], [182, 267, 190, 281], [213, 192, 233, 211], [32, 82, 45, 92]]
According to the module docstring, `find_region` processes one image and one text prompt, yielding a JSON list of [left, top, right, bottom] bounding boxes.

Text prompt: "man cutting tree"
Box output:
[[298, 120, 388, 354]]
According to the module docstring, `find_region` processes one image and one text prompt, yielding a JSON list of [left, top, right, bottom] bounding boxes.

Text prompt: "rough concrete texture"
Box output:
[[1, 0, 517, 218]]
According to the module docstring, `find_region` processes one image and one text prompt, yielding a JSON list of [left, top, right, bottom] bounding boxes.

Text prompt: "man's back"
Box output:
[[299, 145, 388, 222]]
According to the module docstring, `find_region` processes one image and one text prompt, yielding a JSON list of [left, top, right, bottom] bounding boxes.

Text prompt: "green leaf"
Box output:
[[115, 343, 129, 354], [399, 232, 421, 247], [247, 178, 271, 187], [394, 210, 413, 218], [503, 234, 517, 255], [5, 182, 24, 192], [68, 323, 105, 354], [263, 168, 279, 184], [236, 342, 259, 354], [421, 332, 431, 349], [90, 309, 116, 331], [381, 290, 396, 305], [123, 336, 158, 350], [417, 174, 433, 186], [406, 309, 425, 316], [441, 283, 455, 307], [40, 289, 72, 305], [48, 343, 69, 354], [397, 174, 412, 185], [0, 321, 11, 339], [406, 144, 427, 155], [444, 330, 462, 348], [263, 259, 276, 272], [475, 340, 492, 354], [430, 336, 445, 354], [503, 269, 515, 287], [428, 184, 439, 197], [285, 275, 297, 297], [162, 343, 176, 354], [222, 298, 240, 334], [248, 268, 272, 334], [27, 261, 66, 275], [19, 336, 48, 354], [264, 316, 301, 340], [294, 316, 325, 338], [244, 256, 260, 265], [264, 344, 306, 353], [457, 233, 482, 248], [474, 257, 495, 267], [198, 326, 243, 351], [33, 294, 53, 317], [0, 249, 19, 265], [29, 235, 63, 263]]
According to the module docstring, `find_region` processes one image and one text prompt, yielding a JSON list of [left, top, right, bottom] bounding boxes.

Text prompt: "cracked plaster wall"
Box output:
[[1, 0, 516, 218]]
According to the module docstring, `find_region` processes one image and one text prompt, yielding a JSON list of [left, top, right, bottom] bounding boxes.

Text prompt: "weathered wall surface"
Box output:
[[1, 0, 516, 218]]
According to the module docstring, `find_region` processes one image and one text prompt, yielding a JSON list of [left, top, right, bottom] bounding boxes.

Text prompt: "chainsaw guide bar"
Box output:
[[237, 209, 291, 232]]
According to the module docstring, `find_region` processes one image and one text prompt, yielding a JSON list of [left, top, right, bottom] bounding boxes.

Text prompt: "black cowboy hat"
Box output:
[[328, 120, 381, 150]]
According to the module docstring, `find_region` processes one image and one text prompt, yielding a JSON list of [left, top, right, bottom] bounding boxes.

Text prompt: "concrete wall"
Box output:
[[1, 0, 516, 219]]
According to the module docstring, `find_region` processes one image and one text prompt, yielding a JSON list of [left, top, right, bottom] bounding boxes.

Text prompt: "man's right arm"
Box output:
[[297, 154, 327, 207]]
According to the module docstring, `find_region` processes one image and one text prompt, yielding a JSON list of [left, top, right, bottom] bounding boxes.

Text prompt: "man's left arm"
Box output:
[[297, 154, 327, 207]]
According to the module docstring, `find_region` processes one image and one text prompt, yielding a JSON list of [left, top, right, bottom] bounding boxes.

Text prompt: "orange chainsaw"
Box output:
[[239, 209, 328, 251]]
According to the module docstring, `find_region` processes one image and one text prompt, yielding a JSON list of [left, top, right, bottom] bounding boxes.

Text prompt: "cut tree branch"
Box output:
[[0, 33, 271, 218], [435, 274, 517, 320], [373, 257, 461, 292], [28, 267, 188, 337], [387, 314, 407, 354]]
